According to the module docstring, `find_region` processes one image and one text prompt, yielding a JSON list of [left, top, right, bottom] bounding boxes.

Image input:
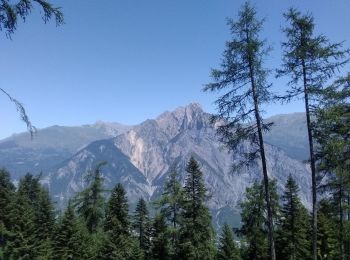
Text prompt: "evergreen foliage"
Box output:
[[276, 175, 311, 260], [240, 182, 268, 260], [52, 201, 91, 259], [4, 192, 37, 259], [75, 162, 106, 233], [151, 213, 170, 260], [133, 197, 152, 257], [100, 183, 135, 259], [204, 3, 277, 258], [217, 223, 240, 260], [157, 169, 184, 257], [277, 8, 349, 259], [0, 0, 64, 36], [178, 157, 216, 259], [317, 199, 339, 260], [0, 169, 15, 251]]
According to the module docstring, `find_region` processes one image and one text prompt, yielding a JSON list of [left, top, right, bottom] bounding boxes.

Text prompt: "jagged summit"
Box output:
[[0, 103, 310, 228]]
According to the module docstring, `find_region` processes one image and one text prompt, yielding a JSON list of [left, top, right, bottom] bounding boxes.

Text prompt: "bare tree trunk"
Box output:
[[249, 58, 276, 260], [302, 60, 317, 260], [340, 187, 344, 260]]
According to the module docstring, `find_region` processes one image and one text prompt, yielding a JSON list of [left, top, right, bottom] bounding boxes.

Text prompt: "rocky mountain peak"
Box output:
[[156, 102, 208, 137]]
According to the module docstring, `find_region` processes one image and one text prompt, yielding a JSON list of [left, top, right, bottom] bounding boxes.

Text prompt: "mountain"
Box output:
[[265, 112, 308, 161], [0, 122, 130, 179], [42, 103, 311, 228]]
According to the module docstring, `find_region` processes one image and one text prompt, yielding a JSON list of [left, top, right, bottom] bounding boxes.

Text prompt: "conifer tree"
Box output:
[[317, 200, 339, 259], [276, 175, 311, 260], [277, 9, 349, 259], [240, 182, 268, 260], [178, 157, 216, 259], [52, 201, 91, 259], [204, 3, 276, 258], [4, 192, 37, 259], [75, 162, 106, 233], [0, 0, 64, 36], [34, 188, 55, 257], [100, 183, 134, 259], [157, 169, 184, 257], [217, 223, 240, 260], [151, 213, 170, 260], [314, 74, 350, 259], [15, 173, 55, 258], [0, 169, 15, 251], [133, 197, 152, 258]]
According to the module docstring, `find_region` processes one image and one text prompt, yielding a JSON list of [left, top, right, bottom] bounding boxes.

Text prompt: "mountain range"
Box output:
[[0, 103, 310, 228]]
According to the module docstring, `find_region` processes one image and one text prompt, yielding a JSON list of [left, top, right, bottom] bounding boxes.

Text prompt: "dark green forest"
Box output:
[[1, 1, 350, 259], [1, 153, 350, 259]]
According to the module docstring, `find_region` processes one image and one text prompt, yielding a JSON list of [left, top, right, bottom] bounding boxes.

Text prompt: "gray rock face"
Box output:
[[45, 104, 311, 223], [0, 103, 311, 227]]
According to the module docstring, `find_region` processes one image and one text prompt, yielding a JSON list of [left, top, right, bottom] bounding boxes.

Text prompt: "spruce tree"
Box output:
[[277, 9, 349, 259], [4, 192, 37, 259], [204, 3, 276, 258], [157, 169, 184, 257], [178, 157, 216, 259], [217, 223, 240, 260], [0, 169, 15, 251], [75, 162, 106, 233], [52, 202, 91, 259], [240, 182, 268, 260], [276, 175, 311, 260], [100, 183, 134, 259], [14, 173, 55, 258], [314, 73, 350, 259], [133, 197, 152, 258], [151, 213, 170, 260], [34, 188, 55, 257], [317, 199, 339, 259]]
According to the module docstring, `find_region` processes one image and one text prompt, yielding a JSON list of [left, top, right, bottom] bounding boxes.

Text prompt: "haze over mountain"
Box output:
[[0, 103, 310, 227]]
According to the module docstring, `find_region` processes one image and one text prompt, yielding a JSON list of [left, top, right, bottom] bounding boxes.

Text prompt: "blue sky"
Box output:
[[0, 0, 349, 139]]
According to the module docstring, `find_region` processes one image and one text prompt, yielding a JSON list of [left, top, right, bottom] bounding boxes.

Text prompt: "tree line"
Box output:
[[1, 154, 349, 259]]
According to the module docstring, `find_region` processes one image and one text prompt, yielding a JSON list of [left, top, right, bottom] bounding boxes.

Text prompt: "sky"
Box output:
[[0, 0, 349, 139]]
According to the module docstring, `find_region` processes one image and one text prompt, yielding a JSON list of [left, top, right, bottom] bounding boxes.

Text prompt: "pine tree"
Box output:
[[157, 169, 184, 257], [75, 162, 106, 233], [34, 188, 55, 257], [314, 73, 350, 259], [217, 223, 240, 260], [276, 175, 311, 260], [204, 3, 276, 258], [151, 213, 170, 260], [4, 192, 37, 259], [52, 201, 91, 259], [0, 169, 15, 252], [178, 157, 216, 259], [317, 199, 339, 259], [13, 173, 55, 258], [100, 183, 135, 259], [240, 182, 268, 260], [133, 197, 152, 258], [277, 9, 349, 259], [0, 0, 64, 36]]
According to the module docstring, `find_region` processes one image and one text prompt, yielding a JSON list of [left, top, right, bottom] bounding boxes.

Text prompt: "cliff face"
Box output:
[[46, 103, 311, 219]]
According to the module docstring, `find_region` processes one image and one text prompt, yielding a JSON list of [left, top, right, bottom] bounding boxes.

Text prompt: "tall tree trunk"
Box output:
[[302, 60, 317, 260], [339, 171, 344, 260], [347, 192, 350, 259], [249, 57, 276, 260], [340, 188, 344, 260]]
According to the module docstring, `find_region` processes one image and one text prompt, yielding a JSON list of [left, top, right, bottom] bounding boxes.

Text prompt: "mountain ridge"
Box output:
[[37, 104, 311, 229]]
